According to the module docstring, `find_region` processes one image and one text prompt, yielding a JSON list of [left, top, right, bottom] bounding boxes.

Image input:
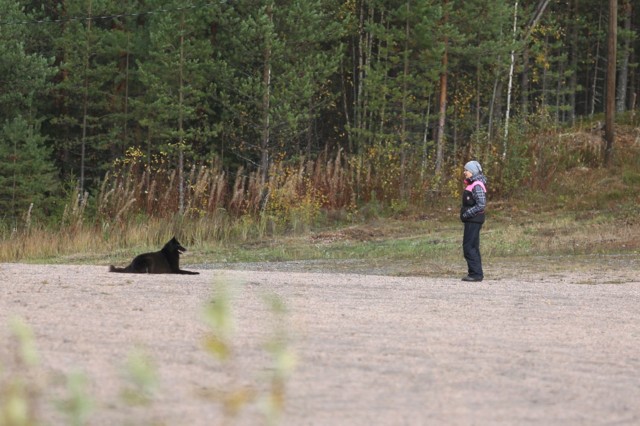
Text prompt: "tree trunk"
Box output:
[[521, 46, 529, 116], [355, 0, 366, 139], [178, 12, 185, 214], [340, 58, 352, 152], [569, 0, 579, 125], [590, 9, 603, 117], [260, 3, 273, 188], [488, 74, 499, 140], [516, 0, 552, 120], [378, 11, 388, 139], [475, 68, 480, 144], [604, 0, 617, 166], [421, 94, 432, 181], [434, 0, 449, 177], [523, 0, 552, 41], [363, 3, 374, 147], [616, 0, 631, 112], [556, 58, 565, 125], [400, 1, 410, 197], [503, 0, 518, 160], [305, 100, 313, 159], [123, 32, 130, 155], [541, 35, 549, 107], [629, 47, 637, 111], [80, 0, 92, 198], [435, 39, 448, 176]]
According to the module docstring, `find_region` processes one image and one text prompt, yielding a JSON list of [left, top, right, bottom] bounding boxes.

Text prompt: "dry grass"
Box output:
[[1, 124, 639, 265], [97, 149, 363, 222]]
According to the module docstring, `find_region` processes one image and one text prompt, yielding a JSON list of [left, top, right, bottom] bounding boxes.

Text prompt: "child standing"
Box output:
[[460, 160, 487, 282]]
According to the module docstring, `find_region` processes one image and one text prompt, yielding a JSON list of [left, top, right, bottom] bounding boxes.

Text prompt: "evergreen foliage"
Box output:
[[0, 117, 60, 224], [0, 0, 637, 227]]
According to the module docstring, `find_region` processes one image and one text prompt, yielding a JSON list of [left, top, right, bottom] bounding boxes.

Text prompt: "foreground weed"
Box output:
[[120, 348, 158, 407], [202, 279, 254, 419], [259, 295, 296, 425], [56, 373, 93, 426], [0, 318, 41, 426], [2, 319, 94, 426], [202, 279, 296, 424], [2, 281, 295, 425], [203, 280, 234, 362]]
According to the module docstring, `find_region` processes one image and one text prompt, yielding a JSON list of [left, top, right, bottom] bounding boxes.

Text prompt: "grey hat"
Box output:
[[464, 160, 482, 177]]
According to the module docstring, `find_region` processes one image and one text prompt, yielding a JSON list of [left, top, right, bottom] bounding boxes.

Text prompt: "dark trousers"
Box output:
[[463, 222, 483, 278]]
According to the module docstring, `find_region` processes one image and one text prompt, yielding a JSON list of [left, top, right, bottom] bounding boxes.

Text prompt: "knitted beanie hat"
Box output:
[[464, 160, 482, 177]]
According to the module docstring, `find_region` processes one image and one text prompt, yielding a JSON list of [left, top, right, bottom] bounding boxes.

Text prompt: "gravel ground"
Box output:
[[1, 261, 639, 425]]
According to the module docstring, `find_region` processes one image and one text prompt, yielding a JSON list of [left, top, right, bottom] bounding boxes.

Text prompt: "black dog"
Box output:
[[109, 237, 199, 275]]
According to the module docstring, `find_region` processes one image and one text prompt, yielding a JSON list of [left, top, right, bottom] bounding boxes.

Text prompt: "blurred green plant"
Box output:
[[260, 295, 297, 425], [0, 318, 41, 426], [203, 280, 234, 362], [120, 348, 158, 407], [56, 373, 93, 426], [202, 279, 296, 424]]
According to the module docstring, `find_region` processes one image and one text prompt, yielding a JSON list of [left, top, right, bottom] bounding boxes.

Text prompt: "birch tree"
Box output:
[[503, 0, 551, 158]]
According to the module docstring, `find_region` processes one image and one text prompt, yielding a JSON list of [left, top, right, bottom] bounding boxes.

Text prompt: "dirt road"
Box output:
[[1, 262, 639, 425]]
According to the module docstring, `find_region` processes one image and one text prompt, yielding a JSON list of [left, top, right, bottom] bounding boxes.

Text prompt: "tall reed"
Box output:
[[96, 149, 363, 224]]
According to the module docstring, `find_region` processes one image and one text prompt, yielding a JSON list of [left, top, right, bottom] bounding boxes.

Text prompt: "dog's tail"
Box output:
[[109, 265, 126, 273]]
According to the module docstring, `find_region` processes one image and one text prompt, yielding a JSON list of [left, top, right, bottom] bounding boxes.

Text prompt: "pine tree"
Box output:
[[211, 0, 345, 173], [0, 0, 54, 120], [0, 117, 60, 225], [51, 0, 124, 193], [0, 0, 59, 225], [355, 0, 443, 185], [136, 0, 219, 212]]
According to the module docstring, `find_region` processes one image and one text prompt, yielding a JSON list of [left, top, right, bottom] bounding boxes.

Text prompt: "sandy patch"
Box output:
[[1, 262, 639, 425]]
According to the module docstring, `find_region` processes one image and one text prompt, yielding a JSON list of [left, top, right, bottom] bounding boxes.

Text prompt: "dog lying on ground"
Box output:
[[109, 237, 200, 275]]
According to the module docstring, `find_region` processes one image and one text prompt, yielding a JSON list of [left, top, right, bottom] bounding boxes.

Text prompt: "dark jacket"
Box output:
[[460, 175, 487, 223]]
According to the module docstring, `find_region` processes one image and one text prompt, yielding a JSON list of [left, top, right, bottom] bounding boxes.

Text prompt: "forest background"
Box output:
[[0, 0, 639, 261]]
